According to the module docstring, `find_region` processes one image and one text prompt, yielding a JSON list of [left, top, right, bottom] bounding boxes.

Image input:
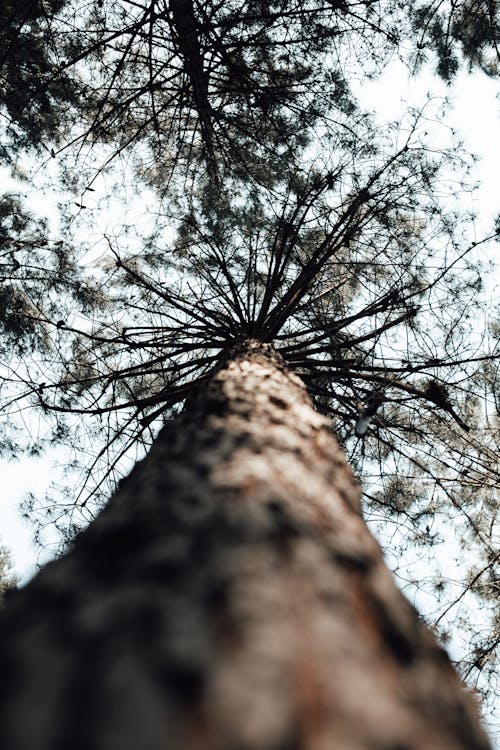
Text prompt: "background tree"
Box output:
[[0, 0, 76, 154], [411, 0, 500, 79], [0, 542, 17, 600], [0, 0, 99, 405]]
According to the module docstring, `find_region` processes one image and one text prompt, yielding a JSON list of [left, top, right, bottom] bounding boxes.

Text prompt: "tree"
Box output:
[[27, 0, 399, 184], [411, 0, 500, 79], [0, 0, 498, 746], [0, 0, 76, 154], [0, 341, 493, 749], [0, 0, 98, 383], [0, 542, 17, 600]]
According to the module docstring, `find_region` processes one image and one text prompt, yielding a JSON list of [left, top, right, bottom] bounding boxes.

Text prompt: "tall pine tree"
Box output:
[[0, 1, 498, 747]]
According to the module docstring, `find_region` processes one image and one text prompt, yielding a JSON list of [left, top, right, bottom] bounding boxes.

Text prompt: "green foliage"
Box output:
[[0, 0, 77, 151], [412, 1, 500, 79], [0, 194, 100, 355], [15, 0, 406, 187]]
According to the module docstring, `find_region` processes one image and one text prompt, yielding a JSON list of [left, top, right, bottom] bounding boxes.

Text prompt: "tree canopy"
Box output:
[[0, 0, 499, 732]]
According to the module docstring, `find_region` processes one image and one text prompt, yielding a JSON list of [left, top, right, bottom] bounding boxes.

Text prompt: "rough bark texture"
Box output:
[[0, 341, 491, 750]]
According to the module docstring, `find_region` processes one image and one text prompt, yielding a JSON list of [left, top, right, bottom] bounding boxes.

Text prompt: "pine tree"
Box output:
[[0, 1, 498, 747], [411, 0, 500, 79], [0, 543, 17, 600], [0, 341, 493, 749], [0, 1, 94, 369]]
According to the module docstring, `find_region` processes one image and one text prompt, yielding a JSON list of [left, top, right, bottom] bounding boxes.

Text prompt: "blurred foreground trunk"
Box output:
[[0, 340, 491, 750]]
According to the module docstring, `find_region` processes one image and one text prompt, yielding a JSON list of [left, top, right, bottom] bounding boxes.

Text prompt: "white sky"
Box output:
[[0, 456, 55, 581]]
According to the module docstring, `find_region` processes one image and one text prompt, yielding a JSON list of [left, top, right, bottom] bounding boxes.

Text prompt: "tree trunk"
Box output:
[[0, 340, 491, 750]]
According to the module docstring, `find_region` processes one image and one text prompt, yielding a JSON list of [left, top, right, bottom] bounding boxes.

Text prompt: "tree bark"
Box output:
[[169, 0, 215, 171], [0, 340, 491, 750]]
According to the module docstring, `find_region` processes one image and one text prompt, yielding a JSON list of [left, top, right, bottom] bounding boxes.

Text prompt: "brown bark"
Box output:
[[0, 340, 491, 750]]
